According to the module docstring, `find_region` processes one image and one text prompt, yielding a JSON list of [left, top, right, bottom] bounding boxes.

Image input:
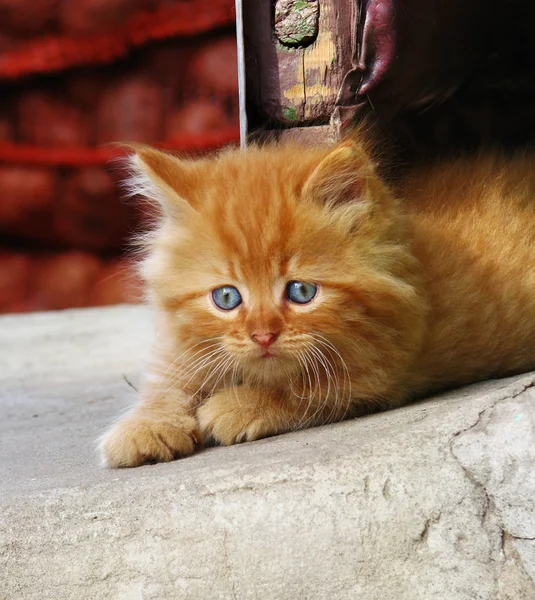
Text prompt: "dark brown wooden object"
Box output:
[[244, 0, 355, 134], [244, 0, 535, 158]]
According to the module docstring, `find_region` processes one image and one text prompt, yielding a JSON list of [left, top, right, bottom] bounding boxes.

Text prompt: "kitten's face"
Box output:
[[134, 142, 425, 398]]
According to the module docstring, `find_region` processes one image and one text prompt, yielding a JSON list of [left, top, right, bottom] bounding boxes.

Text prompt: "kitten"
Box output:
[[100, 139, 535, 467]]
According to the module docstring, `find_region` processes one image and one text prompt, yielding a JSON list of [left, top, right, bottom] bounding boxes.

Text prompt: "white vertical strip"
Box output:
[[235, 0, 248, 148]]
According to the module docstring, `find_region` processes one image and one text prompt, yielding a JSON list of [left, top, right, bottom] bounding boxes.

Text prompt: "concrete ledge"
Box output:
[[1, 306, 534, 599]]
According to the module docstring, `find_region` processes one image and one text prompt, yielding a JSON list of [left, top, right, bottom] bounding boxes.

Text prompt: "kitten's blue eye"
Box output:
[[286, 281, 318, 304], [212, 286, 242, 311]]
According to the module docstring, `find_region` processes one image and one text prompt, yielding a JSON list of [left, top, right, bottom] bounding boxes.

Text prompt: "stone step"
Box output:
[[1, 305, 534, 599]]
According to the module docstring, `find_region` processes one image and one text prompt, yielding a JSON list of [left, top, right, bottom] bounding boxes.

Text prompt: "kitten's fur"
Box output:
[[100, 139, 535, 467]]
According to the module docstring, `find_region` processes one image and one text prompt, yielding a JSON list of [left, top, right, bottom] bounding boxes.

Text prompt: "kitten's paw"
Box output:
[[197, 393, 276, 446], [99, 414, 201, 468]]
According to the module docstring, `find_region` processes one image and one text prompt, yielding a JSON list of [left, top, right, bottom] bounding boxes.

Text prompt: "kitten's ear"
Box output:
[[302, 140, 372, 207], [125, 145, 202, 218]]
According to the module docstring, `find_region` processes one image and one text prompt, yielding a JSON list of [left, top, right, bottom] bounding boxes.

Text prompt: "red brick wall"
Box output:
[[0, 0, 239, 313]]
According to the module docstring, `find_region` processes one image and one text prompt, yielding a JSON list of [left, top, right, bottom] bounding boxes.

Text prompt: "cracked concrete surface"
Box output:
[[1, 305, 534, 599], [451, 381, 535, 593]]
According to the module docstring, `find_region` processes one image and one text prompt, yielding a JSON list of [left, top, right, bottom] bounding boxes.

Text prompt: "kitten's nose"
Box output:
[[251, 332, 279, 348]]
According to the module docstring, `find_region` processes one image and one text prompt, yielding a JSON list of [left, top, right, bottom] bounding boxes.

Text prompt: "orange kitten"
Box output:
[[100, 139, 535, 467]]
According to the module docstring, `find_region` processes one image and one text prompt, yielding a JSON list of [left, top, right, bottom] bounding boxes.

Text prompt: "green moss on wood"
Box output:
[[282, 106, 300, 122], [274, 0, 319, 47]]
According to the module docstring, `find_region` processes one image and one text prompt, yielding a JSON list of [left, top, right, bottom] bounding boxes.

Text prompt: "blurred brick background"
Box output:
[[0, 0, 239, 313]]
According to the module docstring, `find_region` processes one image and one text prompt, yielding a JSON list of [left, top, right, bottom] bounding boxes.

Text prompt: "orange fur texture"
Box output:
[[100, 138, 535, 467]]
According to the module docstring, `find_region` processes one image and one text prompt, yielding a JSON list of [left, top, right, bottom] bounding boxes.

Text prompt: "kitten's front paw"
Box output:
[[197, 392, 278, 446], [99, 413, 201, 468]]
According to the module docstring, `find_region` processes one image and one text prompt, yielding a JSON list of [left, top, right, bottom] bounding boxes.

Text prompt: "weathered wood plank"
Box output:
[[249, 124, 338, 145], [244, 0, 356, 127]]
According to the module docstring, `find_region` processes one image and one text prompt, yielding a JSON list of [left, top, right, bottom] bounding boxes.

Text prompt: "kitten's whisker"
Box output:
[[283, 359, 310, 425], [295, 353, 309, 400], [175, 346, 226, 384], [297, 351, 314, 420], [289, 353, 311, 400], [306, 343, 333, 402], [299, 350, 314, 401], [158, 343, 223, 393], [298, 348, 323, 428], [307, 347, 323, 401], [223, 363, 230, 406], [300, 338, 347, 429], [178, 349, 227, 392], [313, 353, 338, 424], [311, 334, 353, 425], [294, 350, 314, 426], [308, 348, 324, 423], [177, 344, 224, 374], [308, 344, 341, 422], [318, 345, 349, 414], [199, 353, 230, 389], [157, 338, 222, 386], [202, 354, 234, 396], [311, 334, 352, 401], [164, 355, 222, 395], [311, 334, 351, 377], [230, 359, 242, 408]]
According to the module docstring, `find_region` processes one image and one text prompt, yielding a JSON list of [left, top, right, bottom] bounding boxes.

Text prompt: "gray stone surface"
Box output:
[[0, 305, 534, 600]]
